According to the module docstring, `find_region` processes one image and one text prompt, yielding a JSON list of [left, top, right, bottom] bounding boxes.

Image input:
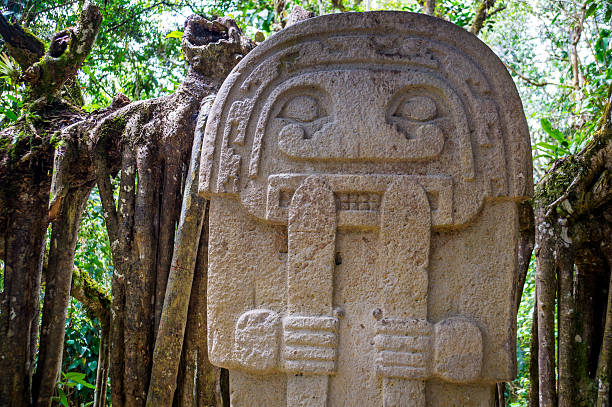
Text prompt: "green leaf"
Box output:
[[535, 141, 559, 152], [71, 375, 96, 389], [533, 153, 554, 161], [4, 109, 17, 121], [165, 30, 183, 40], [540, 118, 566, 144], [64, 371, 86, 381], [585, 3, 598, 19], [58, 388, 68, 407], [6, 94, 19, 104]]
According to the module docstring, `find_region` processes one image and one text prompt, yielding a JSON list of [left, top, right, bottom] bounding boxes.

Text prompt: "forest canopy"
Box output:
[[0, 0, 611, 406]]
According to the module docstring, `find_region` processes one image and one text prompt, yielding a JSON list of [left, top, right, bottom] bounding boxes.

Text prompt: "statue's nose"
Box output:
[[310, 116, 404, 158]]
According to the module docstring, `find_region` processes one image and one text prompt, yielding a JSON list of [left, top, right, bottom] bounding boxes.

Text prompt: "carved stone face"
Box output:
[[200, 11, 532, 407], [270, 70, 453, 161], [200, 16, 530, 227]]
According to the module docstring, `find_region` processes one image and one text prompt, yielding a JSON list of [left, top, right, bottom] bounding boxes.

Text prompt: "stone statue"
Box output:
[[199, 11, 532, 406]]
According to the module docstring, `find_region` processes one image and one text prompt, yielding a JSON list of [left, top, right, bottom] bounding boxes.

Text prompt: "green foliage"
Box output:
[[506, 257, 535, 406], [60, 298, 104, 405], [0, 52, 23, 126], [436, 0, 477, 28], [1, 1, 610, 405], [535, 118, 574, 161], [165, 30, 183, 40], [53, 370, 96, 407], [518, 0, 610, 170], [75, 188, 113, 289], [55, 187, 112, 406]]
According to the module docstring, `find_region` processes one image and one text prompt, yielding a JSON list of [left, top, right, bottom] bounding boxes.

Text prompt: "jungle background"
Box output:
[[0, 0, 610, 406]]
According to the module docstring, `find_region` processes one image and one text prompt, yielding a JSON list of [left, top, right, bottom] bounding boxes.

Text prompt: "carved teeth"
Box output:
[[279, 190, 382, 211], [335, 192, 380, 211]]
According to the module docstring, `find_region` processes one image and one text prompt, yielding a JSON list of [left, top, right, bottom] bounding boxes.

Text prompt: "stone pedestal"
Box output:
[[199, 11, 532, 407]]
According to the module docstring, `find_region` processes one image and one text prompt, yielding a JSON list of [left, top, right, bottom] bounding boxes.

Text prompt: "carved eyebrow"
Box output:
[[391, 95, 438, 122], [279, 95, 322, 123], [249, 78, 329, 178]]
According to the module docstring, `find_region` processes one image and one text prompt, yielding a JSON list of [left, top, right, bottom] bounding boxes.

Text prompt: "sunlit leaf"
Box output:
[[165, 30, 183, 40], [58, 388, 68, 407], [3, 109, 17, 121], [540, 118, 567, 144], [585, 3, 598, 19]]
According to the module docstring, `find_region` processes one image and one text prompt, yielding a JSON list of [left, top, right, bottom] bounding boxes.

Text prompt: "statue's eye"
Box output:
[[280, 95, 320, 122], [393, 96, 437, 122]]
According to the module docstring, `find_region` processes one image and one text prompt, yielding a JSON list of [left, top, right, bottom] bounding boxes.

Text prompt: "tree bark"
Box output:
[[23, 1, 102, 100], [33, 183, 92, 407], [597, 228, 612, 407], [0, 140, 54, 407], [0, 12, 44, 69], [529, 294, 539, 407], [569, 1, 587, 90], [535, 207, 558, 407], [516, 202, 536, 313], [557, 232, 576, 407], [0, 8, 254, 407], [532, 83, 612, 406], [146, 96, 213, 406], [95, 141, 135, 407], [597, 272, 612, 407], [94, 321, 111, 407], [85, 16, 254, 406]]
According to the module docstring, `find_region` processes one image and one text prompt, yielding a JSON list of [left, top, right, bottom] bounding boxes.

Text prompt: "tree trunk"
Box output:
[[0, 143, 54, 406], [470, 0, 496, 35], [532, 83, 612, 407], [94, 319, 111, 407], [146, 96, 212, 406], [529, 295, 539, 407], [535, 207, 558, 407], [597, 229, 612, 407], [0, 4, 103, 404], [558, 237, 576, 407], [33, 184, 92, 407]]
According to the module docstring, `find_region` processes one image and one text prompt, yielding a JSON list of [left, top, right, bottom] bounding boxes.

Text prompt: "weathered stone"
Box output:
[[200, 11, 532, 406]]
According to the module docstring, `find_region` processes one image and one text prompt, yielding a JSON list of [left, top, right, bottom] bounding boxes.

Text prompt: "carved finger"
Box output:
[[374, 334, 430, 353]]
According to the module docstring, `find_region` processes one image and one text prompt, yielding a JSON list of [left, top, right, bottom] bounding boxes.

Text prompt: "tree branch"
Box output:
[[424, 0, 435, 15], [503, 61, 566, 88], [24, 1, 102, 100], [487, 5, 506, 19], [0, 11, 44, 69], [569, 1, 588, 89], [470, 0, 496, 35], [25, 0, 80, 21], [71, 266, 110, 324]]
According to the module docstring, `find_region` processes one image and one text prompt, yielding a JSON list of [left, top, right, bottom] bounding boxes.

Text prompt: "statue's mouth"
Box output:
[[265, 174, 453, 228]]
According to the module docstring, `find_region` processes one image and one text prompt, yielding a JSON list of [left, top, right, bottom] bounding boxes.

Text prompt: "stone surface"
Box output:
[[199, 11, 532, 407]]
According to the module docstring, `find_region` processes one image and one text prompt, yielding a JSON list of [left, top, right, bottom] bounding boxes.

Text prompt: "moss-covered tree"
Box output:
[[0, 2, 254, 406]]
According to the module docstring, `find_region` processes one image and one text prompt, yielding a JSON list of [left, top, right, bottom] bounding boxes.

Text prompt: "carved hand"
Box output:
[[282, 315, 339, 375], [374, 316, 483, 383], [374, 318, 432, 379]]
